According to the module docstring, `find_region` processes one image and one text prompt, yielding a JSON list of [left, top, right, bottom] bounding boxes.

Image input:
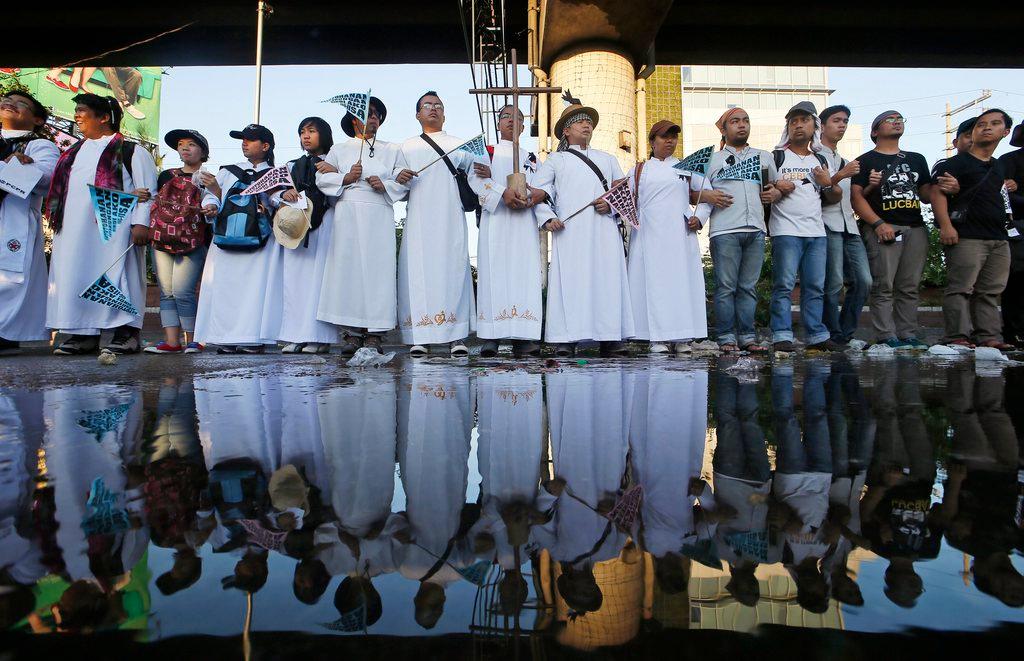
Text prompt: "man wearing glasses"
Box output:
[[851, 111, 934, 350]]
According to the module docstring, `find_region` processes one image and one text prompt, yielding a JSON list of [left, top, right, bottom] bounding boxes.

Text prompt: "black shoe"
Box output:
[[773, 340, 795, 353], [0, 337, 19, 355], [552, 343, 576, 357], [479, 340, 499, 358], [53, 334, 100, 355], [103, 326, 141, 354], [237, 345, 265, 354], [363, 335, 383, 354], [807, 339, 844, 353], [600, 341, 628, 357], [339, 334, 363, 356], [216, 345, 238, 354], [512, 340, 541, 358]]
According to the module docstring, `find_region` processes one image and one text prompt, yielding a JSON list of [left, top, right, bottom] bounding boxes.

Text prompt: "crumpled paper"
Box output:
[[346, 347, 396, 367]]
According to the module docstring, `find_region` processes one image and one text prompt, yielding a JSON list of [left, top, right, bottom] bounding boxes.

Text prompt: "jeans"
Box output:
[[710, 231, 765, 346], [824, 230, 872, 342], [713, 373, 770, 483], [772, 365, 833, 474], [770, 235, 829, 345], [154, 245, 207, 333]]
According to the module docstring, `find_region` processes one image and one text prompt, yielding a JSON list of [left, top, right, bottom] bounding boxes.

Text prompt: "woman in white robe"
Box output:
[[626, 122, 708, 353], [317, 99, 405, 354], [0, 110, 59, 346]]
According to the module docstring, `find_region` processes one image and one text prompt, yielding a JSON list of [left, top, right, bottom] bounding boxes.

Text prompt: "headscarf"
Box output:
[[774, 112, 824, 153], [715, 107, 747, 148]]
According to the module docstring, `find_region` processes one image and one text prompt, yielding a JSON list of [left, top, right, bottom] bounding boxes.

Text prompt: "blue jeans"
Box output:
[[710, 231, 765, 346], [772, 365, 833, 474], [154, 245, 207, 333], [770, 235, 829, 344], [824, 230, 871, 342]]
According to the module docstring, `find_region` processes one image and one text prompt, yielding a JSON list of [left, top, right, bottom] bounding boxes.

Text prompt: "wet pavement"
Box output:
[[0, 351, 1023, 658]]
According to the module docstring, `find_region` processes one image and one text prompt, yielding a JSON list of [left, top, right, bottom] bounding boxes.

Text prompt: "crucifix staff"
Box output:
[[468, 48, 562, 198]]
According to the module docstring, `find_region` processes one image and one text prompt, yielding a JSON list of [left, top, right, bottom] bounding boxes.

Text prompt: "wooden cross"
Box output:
[[468, 48, 561, 196]]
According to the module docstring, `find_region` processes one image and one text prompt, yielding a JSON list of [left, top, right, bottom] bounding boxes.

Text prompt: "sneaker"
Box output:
[[237, 345, 265, 354], [103, 330, 141, 355], [281, 343, 306, 354], [807, 339, 844, 352], [339, 335, 363, 356], [450, 342, 469, 357], [301, 342, 331, 354], [216, 345, 238, 354], [363, 335, 383, 354], [600, 341, 628, 357], [479, 340, 499, 358], [773, 340, 796, 353], [144, 342, 183, 354], [53, 334, 100, 355], [512, 340, 541, 358], [122, 103, 146, 120], [409, 345, 428, 357], [184, 342, 204, 354], [649, 342, 670, 354], [899, 337, 928, 350], [884, 337, 909, 349], [673, 342, 693, 354]]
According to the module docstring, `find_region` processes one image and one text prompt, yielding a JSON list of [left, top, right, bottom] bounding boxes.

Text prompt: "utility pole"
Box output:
[[943, 89, 991, 156], [253, 1, 274, 123]]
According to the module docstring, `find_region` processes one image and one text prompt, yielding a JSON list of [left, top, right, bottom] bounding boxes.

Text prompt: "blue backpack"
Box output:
[[212, 165, 273, 251]]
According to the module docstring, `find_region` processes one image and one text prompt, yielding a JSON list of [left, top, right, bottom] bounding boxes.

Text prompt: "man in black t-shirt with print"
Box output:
[[851, 110, 934, 349], [932, 109, 1015, 350]]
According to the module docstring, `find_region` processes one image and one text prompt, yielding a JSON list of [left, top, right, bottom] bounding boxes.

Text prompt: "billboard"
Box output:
[[0, 67, 162, 145]]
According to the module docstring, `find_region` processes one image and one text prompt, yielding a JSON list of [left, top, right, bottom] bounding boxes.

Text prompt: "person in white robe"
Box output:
[[194, 124, 281, 353], [393, 362, 474, 629], [533, 103, 633, 356], [626, 121, 708, 353], [0, 388, 47, 586], [316, 97, 404, 355], [0, 92, 59, 350], [393, 91, 480, 357], [474, 105, 544, 357], [46, 94, 157, 355], [267, 117, 337, 353]]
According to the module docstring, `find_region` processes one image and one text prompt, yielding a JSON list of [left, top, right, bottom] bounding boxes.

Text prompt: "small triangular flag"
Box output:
[[88, 185, 138, 243], [600, 179, 640, 229], [673, 145, 714, 176], [79, 273, 139, 316], [77, 401, 133, 441], [725, 530, 769, 562], [81, 476, 131, 536], [239, 165, 294, 195], [239, 518, 287, 551], [458, 560, 492, 587], [320, 604, 367, 632], [457, 134, 488, 158], [605, 484, 643, 530], [323, 89, 371, 123]]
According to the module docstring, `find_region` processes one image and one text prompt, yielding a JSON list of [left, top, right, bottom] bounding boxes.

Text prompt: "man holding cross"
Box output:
[[393, 91, 481, 357], [533, 102, 634, 357]]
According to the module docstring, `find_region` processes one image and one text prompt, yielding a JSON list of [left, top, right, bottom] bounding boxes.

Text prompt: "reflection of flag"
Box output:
[[716, 155, 762, 182], [673, 145, 714, 176], [239, 518, 287, 551], [240, 165, 293, 195], [457, 134, 488, 157], [725, 530, 769, 562], [88, 185, 137, 243], [77, 401, 133, 440], [680, 538, 722, 570], [79, 273, 139, 316], [458, 560, 492, 586], [323, 89, 371, 123], [320, 604, 367, 632], [605, 484, 643, 530], [81, 477, 131, 536], [599, 179, 640, 229]]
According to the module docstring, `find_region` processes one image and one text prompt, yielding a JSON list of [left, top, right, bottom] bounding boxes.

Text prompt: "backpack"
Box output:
[[149, 170, 207, 254], [206, 458, 268, 521], [212, 165, 273, 252]]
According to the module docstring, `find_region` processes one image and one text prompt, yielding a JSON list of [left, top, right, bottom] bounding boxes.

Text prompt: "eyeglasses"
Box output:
[[420, 102, 444, 111], [0, 96, 32, 111], [881, 116, 907, 125]]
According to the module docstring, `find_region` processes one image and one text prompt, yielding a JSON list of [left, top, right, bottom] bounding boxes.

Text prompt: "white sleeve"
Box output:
[[202, 169, 230, 209], [23, 140, 60, 194], [129, 146, 158, 227], [316, 147, 346, 198], [532, 157, 557, 227]]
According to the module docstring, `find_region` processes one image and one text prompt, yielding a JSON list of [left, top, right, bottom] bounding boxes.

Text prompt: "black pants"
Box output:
[[1002, 267, 1024, 342]]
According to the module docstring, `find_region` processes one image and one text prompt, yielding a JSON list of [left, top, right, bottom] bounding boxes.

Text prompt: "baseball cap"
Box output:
[[164, 128, 210, 156], [647, 119, 681, 141], [785, 101, 818, 119], [229, 124, 275, 147]]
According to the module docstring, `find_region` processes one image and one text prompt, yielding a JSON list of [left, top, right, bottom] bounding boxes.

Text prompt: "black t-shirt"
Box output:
[[852, 150, 932, 227], [938, 152, 1010, 241], [997, 148, 1024, 219]]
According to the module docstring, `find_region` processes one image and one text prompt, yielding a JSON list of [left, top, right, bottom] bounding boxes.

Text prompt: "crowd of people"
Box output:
[[1, 88, 1022, 358], [1, 360, 1020, 634]]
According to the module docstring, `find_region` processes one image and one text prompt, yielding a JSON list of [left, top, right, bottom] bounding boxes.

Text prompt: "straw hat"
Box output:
[[553, 104, 600, 139], [273, 203, 311, 249]]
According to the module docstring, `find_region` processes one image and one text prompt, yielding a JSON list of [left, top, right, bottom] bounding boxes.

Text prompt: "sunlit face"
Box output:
[[176, 138, 204, 165], [724, 112, 750, 145], [563, 117, 593, 145], [786, 113, 815, 143], [650, 131, 678, 159], [73, 102, 110, 138], [0, 94, 42, 131], [497, 105, 525, 141], [873, 113, 905, 141], [973, 112, 1011, 145], [299, 123, 322, 154], [241, 138, 269, 162], [416, 95, 445, 130], [822, 112, 849, 142]]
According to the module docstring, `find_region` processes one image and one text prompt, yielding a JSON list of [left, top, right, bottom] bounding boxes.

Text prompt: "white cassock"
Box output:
[[194, 162, 280, 346], [317, 138, 404, 332], [628, 369, 708, 557], [534, 368, 629, 566], [533, 146, 634, 343], [195, 372, 280, 474], [0, 389, 47, 585], [472, 371, 546, 569], [272, 375, 329, 494], [0, 134, 58, 341], [626, 156, 708, 342], [475, 140, 543, 340], [394, 132, 478, 344], [264, 160, 337, 345], [44, 385, 147, 581], [395, 363, 474, 588], [46, 135, 157, 334]]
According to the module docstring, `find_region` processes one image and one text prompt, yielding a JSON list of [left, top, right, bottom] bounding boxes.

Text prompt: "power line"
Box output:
[[848, 89, 983, 109]]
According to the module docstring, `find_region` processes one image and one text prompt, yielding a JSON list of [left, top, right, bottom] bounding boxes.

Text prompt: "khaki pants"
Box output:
[[861, 224, 928, 341], [942, 239, 1010, 343]]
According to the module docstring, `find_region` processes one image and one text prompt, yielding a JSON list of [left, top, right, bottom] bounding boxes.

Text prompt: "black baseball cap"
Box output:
[[229, 124, 275, 148], [955, 117, 977, 139], [785, 101, 818, 119], [164, 129, 209, 156]]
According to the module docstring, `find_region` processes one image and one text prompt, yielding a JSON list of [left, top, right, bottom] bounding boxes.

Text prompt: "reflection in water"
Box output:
[[1, 358, 1023, 652]]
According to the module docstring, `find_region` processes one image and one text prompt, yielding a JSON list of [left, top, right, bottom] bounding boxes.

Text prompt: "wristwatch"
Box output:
[[820, 184, 834, 193]]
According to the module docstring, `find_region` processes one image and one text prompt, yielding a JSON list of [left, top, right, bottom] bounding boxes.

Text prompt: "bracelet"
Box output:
[[871, 219, 885, 229]]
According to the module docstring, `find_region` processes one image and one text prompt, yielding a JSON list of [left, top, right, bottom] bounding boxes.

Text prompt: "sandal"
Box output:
[[741, 343, 769, 354], [979, 340, 1015, 351], [947, 339, 976, 349]]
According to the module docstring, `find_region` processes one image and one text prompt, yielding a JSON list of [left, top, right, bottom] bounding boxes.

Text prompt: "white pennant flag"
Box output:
[[240, 165, 294, 195]]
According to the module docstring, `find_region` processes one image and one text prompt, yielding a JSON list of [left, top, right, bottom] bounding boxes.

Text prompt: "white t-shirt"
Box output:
[[769, 149, 831, 238]]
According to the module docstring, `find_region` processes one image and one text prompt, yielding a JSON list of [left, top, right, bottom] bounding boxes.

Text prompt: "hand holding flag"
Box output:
[[414, 133, 488, 175], [240, 165, 294, 195], [323, 89, 371, 123]]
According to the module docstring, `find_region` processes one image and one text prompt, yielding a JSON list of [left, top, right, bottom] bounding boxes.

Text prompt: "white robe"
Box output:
[[46, 135, 157, 334], [626, 156, 708, 341], [394, 131, 478, 344], [628, 369, 708, 557], [0, 389, 47, 585], [195, 372, 280, 474], [194, 161, 280, 346], [476, 140, 543, 340], [0, 135, 58, 340], [533, 146, 634, 343], [264, 159, 337, 344], [316, 138, 404, 332]]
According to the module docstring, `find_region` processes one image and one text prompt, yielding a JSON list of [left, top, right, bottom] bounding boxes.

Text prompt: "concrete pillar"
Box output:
[[549, 45, 636, 175]]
